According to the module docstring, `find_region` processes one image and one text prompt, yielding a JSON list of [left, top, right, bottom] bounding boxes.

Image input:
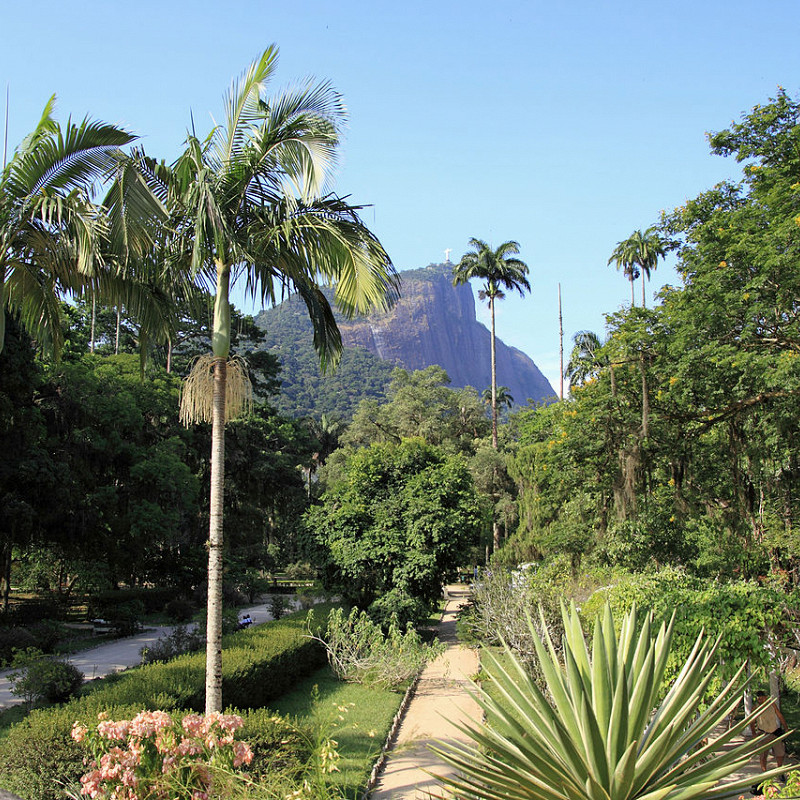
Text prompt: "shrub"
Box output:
[[88, 588, 174, 617], [72, 710, 254, 799], [25, 620, 66, 653], [285, 561, 316, 581], [310, 606, 444, 690], [106, 600, 144, 637], [8, 649, 84, 707], [140, 625, 204, 665], [368, 588, 428, 628], [0, 626, 37, 666], [0, 702, 142, 800], [0, 606, 336, 799], [163, 596, 196, 622], [434, 603, 785, 800], [269, 594, 291, 620]]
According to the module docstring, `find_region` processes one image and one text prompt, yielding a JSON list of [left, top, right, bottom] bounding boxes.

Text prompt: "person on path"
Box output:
[[751, 690, 788, 775]]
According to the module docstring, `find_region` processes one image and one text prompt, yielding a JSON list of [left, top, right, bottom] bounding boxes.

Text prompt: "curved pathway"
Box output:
[[0, 597, 295, 710]]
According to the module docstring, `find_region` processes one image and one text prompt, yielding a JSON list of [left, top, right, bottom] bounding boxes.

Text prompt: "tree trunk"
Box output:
[[490, 296, 498, 450], [630, 275, 635, 308], [205, 357, 227, 714], [640, 351, 649, 439], [642, 273, 647, 308], [1, 541, 10, 614], [205, 261, 232, 714], [115, 306, 121, 354], [90, 294, 96, 353], [166, 337, 172, 374]]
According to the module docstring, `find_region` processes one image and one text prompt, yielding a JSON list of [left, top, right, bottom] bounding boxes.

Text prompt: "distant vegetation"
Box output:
[[255, 295, 395, 419]]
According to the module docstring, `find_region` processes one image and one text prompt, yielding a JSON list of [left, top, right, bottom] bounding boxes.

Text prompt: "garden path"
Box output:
[[370, 584, 481, 800]]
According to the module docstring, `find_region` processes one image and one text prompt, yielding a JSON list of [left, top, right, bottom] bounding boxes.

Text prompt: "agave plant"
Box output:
[[433, 603, 787, 800]]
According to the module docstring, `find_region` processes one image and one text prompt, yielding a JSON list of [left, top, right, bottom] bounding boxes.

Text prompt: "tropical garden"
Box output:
[[0, 40, 799, 799]]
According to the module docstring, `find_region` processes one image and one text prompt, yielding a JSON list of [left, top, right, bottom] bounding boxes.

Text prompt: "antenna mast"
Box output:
[[558, 283, 564, 400], [3, 85, 9, 169]]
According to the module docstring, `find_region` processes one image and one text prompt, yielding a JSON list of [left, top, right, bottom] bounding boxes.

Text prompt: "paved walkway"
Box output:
[[371, 585, 480, 800], [0, 596, 298, 710]]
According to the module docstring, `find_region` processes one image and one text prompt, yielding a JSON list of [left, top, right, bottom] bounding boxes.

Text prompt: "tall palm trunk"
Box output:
[[205, 262, 231, 713], [205, 357, 226, 713], [641, 274, 647, 308], [489, 296, 501, 551], [489, 296, 498, 450], [90, 294, 97, 353], [630, 275, 635, 307]]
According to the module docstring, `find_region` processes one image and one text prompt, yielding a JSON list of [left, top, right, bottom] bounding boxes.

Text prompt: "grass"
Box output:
[[269, 665, 407, 799]]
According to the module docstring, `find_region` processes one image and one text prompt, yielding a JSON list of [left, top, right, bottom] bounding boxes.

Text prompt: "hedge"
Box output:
[[0, 605, 334, 800]]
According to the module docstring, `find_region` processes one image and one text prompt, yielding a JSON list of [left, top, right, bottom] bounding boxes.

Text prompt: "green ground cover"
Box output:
[[269, 665, 406, 798]]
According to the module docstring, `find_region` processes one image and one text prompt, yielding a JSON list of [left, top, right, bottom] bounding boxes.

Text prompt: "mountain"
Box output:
[[254, 262, 556, 419]]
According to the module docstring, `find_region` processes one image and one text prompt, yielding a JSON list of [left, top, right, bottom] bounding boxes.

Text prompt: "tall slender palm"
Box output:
[[172, 47, 398, 712], [0, 97, 139, 357], [453, 239, 530, 449], [607, 227, 667, 308]]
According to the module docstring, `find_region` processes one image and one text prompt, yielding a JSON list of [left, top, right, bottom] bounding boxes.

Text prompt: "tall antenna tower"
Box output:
[[558, 283, 564, 400]]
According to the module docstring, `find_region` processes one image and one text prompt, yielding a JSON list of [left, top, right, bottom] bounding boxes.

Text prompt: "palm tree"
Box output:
[[453, 239, 530, 449], [172, 47, 398, 712], [0, 97, 140, 357], [565, 330, 606, 389], [482, 385, 514, 414], [607, 227, 667, 308]]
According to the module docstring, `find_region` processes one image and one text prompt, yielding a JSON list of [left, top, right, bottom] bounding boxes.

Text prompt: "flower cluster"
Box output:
[[72, 710, 253, 799]]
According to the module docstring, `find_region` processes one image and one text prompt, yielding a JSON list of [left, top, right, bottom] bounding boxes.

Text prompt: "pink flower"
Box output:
[[232, 740, 254, 767], [71, 723, 88, 743]]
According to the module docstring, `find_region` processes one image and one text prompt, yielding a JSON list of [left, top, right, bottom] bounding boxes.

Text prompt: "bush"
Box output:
[[269, 594, 291, 620], [368, 588, 429, 628], [284, 561, 316, 581], [0, 627, 37, 666], [5, 598, 65, 625], [88, 588, 173, 617], [0, 705, 93, 800], [25, 620, 66, 653], [311, 606, 444, 690], [140, 625, 204, 665], [163, 596, 196, 622], [9, 650, 84, 707]]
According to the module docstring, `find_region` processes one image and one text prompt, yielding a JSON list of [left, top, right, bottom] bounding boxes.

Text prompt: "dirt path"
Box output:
[[370, 585, 480, 800]]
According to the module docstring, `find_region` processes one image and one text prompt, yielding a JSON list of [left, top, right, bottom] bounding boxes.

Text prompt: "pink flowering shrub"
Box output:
[[72, 709, 253, 799]]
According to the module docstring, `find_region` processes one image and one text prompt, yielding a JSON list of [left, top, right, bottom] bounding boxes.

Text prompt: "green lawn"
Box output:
[[269, 665, 407, 799]]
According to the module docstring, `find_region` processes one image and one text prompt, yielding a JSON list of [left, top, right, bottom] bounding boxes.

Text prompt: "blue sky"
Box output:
[[3, 0, 799, 393]]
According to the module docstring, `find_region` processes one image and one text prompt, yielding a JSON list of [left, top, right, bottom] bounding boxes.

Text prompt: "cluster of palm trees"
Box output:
[[607, 227, 667, 308], [1, 46, 398, 711]]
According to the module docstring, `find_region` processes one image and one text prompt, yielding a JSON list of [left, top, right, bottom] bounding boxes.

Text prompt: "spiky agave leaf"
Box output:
[[432, 603, 788, 800], [179, 354, 253, 425]]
